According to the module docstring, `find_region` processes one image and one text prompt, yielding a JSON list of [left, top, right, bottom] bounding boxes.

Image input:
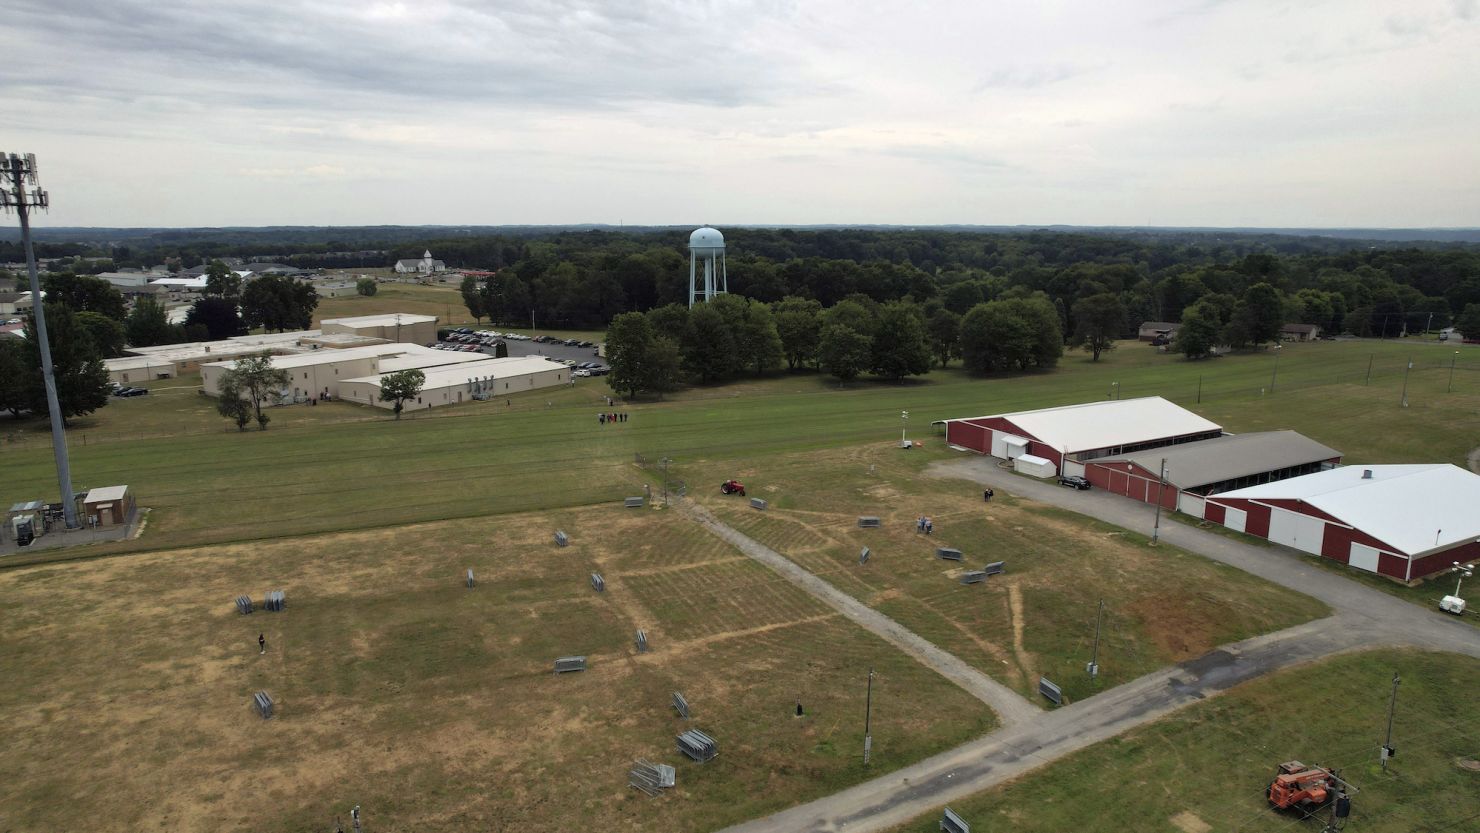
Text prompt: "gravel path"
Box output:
[[680, 500, 1041, 727]]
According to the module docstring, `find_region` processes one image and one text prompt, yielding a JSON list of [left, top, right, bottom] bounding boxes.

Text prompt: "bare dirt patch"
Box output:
[[1170, 810, 1213, 833], [1127, 594, 1218, 661]]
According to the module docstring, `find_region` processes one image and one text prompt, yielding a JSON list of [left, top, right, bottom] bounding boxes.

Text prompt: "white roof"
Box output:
[[322, 313, 437, 328], [1016, 453, 1053, 465], [344, 356, 567, 389], [104, 356, 175, 371], [149, 276, 208, 288], [378, 349, 492, 373], [1213, 464, 1480, 556], [975, 397, 1222, 454], [202, 342, 409, 371], [84, 485, 129, 502]]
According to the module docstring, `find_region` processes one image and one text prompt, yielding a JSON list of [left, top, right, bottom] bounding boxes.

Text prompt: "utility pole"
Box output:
[[2, 152, 78, 529], [1449, 351, 1459, 393], [1087, 599, 1104, 679], [661, 457, 672, 506], [1400, 357, 1412, 408], [863, 667, 875, 764], [1270, 344, 1282, 392], [901, 410, 909, 447], [1380, 672, 1400, 771], [1150, 458, 1167, 545], [1365, 354, 1373, 386], [1196, 375, 1202, 404]]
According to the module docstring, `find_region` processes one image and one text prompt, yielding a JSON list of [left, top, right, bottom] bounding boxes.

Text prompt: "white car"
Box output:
[[574, 369, 591, 377]]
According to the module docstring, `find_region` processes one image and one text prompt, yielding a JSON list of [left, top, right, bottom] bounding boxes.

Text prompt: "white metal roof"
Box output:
[[104, 356, 175, 371], [378, 350, 492, 373], [975, 397, 1222, 454], [322, 313, 438, 328], [84, 485, 129, 502], [202, 342, 409, 370], [1213, 464, 1480, 556], [343, 356, 567, 389]]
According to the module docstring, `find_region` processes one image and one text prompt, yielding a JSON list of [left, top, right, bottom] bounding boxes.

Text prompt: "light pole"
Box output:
[[863, 667, 875, 764], [901, 410, 909, 447], [1270, 344, 1282, 392], [1150, 459, 1168, 545], [1110, 381, 1119, 400], [1380, 672, 1400, 771], [2, 152, 78, 529], [1400, 357, 1412, 407], [1087, 599, 1104, 679], [1455, 562, 1474, 599], [1449, 351, 1459, 393]]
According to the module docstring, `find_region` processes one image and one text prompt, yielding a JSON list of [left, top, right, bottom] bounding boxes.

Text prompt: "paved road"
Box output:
[[700, 458, 1480, 833], [682, 501, 1040, 726]]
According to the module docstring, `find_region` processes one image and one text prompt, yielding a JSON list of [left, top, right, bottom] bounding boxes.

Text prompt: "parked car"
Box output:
[[574, 369, 591, 377], [113, 387, 148, 397], [588, 366, 610, 376], [1058, 475, 1091, 490]]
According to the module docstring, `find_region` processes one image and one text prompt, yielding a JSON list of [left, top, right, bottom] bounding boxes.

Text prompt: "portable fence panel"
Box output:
[[1038, 676, 1062, 705], [628, 759, 676, 796], [264, 590, 286, 612], [253, 691, 274, 720], [635, 629, 649, 653], [466, 569, 475, 588], [959, 570, 987, 584], [936, 547, 963, 561], [750, 497, 767, 510], [672, 691, 691, 719], [859, 547, 871, 565], [858, 516, 881, 528], [554, 656, 588, 673], [677, 729, 717, 762], [591, 573, 605, 592], [983, 561, 1006, 576], [941, 807, 970, 833], [625, 497, 645, 508], [555, 530, 570, 547], [235, 595, 253, 615]]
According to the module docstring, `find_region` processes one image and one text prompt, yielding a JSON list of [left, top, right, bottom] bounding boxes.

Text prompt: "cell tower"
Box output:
[[688, 226, 727, 307]]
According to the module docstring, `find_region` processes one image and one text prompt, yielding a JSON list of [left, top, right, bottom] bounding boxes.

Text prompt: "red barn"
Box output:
[[943, 397, 1223, 478], [1204, 464, 1480, 581], [1086, 431, 1342, 516]]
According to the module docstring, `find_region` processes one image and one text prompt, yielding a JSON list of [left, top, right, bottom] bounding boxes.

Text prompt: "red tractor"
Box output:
[[1267, 761, 1338, 812], [720, 479, 747, 497]]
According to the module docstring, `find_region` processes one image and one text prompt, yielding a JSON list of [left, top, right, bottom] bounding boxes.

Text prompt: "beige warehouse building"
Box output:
[[201, 344, 490, 402], [321, 313, 438, 345], [339, 356, 570, 411]]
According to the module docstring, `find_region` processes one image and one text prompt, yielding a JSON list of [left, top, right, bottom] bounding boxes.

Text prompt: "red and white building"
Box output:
[[943, 397, 1224, 479], [1085, 430, 1342, 516], [1204, 464, 1480, 581]]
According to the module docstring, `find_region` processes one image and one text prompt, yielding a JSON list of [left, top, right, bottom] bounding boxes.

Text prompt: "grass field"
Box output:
[[0, 506, 995, 832], [888, 649, 1480, 833], [684, 444, 1323, 702], [2, 339, 1476, 567]]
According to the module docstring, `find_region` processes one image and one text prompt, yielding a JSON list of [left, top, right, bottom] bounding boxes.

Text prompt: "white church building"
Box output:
[[393, 250, 447, 277]]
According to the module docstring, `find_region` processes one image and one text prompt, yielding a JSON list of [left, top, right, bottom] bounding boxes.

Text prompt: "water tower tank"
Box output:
[[689, 226, 725, 254]]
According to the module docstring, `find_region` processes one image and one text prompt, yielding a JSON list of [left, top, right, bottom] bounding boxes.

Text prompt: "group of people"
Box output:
[[983, 488, 995, 502], [599, 412, 628, 425], [915, 516, 934, 535]]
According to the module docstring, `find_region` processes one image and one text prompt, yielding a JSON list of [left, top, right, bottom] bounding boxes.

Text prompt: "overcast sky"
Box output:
[[6, 0, 1479, 228]]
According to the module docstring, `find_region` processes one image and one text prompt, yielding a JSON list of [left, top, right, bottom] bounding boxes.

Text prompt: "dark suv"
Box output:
[[1058, 475, 1091, 490]]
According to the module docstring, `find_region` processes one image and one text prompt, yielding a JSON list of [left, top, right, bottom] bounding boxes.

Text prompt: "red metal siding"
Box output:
[[1087, 461, 1177, 509], [946, 419, 992, 454], [1411, 541, 1480, 580], [1204, 502, 1226, 524]]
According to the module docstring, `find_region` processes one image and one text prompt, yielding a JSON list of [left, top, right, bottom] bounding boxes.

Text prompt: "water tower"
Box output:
[[688, 226, 728, 307]]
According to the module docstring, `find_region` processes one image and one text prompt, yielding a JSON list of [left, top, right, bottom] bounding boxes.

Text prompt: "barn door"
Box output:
[[1224, 507, 1247, 533]]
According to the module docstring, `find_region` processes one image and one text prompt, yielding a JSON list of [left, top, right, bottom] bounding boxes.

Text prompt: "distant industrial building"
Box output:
[[321, 313, 438, 346], [201, 343, 473, 402], [1204, 464, 1480, 581], [339, 356, 570, 410]]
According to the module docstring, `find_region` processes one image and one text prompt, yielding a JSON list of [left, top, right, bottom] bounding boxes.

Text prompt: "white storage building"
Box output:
[[338, 356, 570, 411]]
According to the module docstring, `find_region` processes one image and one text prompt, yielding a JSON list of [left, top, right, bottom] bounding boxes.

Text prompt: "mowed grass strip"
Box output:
[[0, 506, 995, 833], [2, 339, 1475, 565], [887, 649, 1480, 833], [685, 444, 1325, 702]]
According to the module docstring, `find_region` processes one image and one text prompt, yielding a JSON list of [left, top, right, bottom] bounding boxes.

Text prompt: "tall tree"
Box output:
[[870, 301, 932, 381], [773, 296, 822, 371], [241, 275, 318, 332], [185, 296, 246, 340], [42, 273, 126, 320], [75, 311, 127, 358], [605, 312, 653, 399], [735, 298, 784, 376], [818, 323, 871, 385], [356, 278, 378, 297], [1070, 292, 1127, 361], [645, 335, 684, 399], [124, 296, 176, 347], [1457, 304, 1480, 342], [1227, 282, 1285, 347], [378, 369, 426, 419], [1175, 300, 1223, 359], [217, 353, 290, 430], [460, 275, 486, 323], [926, 308, 961, 368], [21, 303, 110, 424], [216, 374, 254, 431], [680, 304, 737, 383], [204, 260, 241, 300]]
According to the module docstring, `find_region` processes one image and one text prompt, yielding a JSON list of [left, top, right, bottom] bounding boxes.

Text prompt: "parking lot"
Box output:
[[435, 329, 608, 375]]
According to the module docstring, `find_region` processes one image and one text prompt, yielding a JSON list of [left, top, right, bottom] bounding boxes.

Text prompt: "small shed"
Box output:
[[83, 485, 135, 527], [1013, 454, 1057, 479]]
